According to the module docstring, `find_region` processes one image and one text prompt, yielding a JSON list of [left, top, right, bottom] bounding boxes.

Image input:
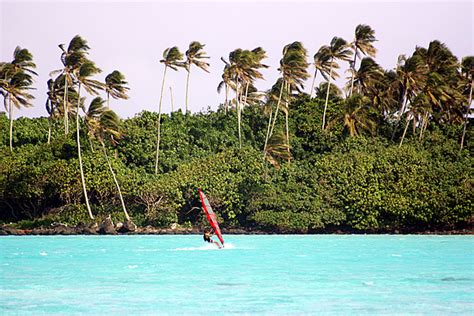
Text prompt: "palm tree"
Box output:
[[217, 64, 234, 114], [322, 37, 353, 129], [45, 78, 62, 144], [329, 94, 376, 137], [350, 57, 384, 96], [265, 42, 309, 158], [0, 47, 37, 152], [155, 47, 184, 174], [264, 129, 292, 170], [221, 48, 267, 148], [395, 55, 428, 118], [73, 60, 103, 220], [51, 35, 90, 135], [184, 41, 210, 113], [105, 70, 129, 109], [85, 97, 133, 224], [349, 24, 377, 96], [460, 56, 474, 149], [309, 46, 336, 98]]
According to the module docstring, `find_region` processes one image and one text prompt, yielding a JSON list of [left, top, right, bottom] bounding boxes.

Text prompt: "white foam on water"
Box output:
[[391, 254, 402, 257], [39, 252, 47, 256], [363, 281, 374, 286], [171, 242, 236, 251], [133, 248, 161, 252], [127, 265, 138, 269]]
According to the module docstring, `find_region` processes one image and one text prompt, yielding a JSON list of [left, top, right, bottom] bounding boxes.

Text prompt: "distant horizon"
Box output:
[[1, 0, 472, 119]]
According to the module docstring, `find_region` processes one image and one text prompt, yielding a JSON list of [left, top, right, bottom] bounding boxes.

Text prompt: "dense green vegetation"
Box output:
[[1, 27, 472, 233]]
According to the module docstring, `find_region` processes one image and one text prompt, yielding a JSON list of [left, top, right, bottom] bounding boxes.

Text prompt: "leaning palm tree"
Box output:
[[73, 60, 103, 220], [85, 97, 133, 224], [0, 66, 35, 152], [265, 129, 292, 170], [328, 94, 376, 137], [265, 42, 309, 158], [184, 41, 210, 113], [51, 35, 90, 135], [350, 57, 384, 96], [155, 47, 184, 174], [349, 24, 377, 96], [221, 48, 265, 148], [322, 37, 353, 129], [309, 46, 336, 97], [104, 70, 129, 109], [1, 47, 37, 152]]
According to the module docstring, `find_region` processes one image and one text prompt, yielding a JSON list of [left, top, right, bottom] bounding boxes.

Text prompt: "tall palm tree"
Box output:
[[309, 46, 336, 98], [322, 37, 352, 129], [265, 42, 309, 159], [184, 41, 210, 113], [73, 60, 103, 220], [221, 48, 267, 148], [51, 35, 90, 135], [0, 47, 37, 152], [105, 70, 129, 109], [85, 97, 132, 223], [155, 47, 184, 174], [349, 24, 377, 96]]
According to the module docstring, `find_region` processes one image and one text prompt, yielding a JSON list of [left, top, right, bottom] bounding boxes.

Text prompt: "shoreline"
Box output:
[[1, 225, 472, 236]]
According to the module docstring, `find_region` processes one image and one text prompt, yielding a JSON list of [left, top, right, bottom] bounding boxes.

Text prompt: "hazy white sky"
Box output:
[[1, 0, 473, 118]]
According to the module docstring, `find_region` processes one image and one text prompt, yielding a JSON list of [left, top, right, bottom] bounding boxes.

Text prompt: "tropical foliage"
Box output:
[[0, 29, 472, 233]]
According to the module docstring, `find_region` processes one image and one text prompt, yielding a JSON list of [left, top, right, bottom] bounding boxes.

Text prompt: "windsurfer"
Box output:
[[203, 229, 221, 248]]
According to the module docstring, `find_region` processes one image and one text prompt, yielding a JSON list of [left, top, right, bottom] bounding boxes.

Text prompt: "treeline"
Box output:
[[0, 25, 473, 232], [0, 96, 472, 232]]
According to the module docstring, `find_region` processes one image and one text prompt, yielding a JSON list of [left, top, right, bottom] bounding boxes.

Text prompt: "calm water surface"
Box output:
[[1, 235, 473, 315]]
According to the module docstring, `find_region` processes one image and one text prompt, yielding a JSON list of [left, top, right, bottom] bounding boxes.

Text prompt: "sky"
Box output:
[[1, 0, 473, 119]]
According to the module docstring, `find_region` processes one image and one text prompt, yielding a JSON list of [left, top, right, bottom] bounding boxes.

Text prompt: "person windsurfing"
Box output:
[[203, 228, 221, 248]]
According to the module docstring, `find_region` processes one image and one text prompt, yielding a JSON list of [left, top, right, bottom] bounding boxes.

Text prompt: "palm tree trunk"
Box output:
[[107, 91, 110, 109], [155, 66, 168, 174], [309, 70, 317, 98], [264, 79, 285, 158], [244, 81, 250, 105], [399, 114, 411, 148], [349, 47, 358, 97], [47, 118, 52, 145], [419, 111, 429, 141], [225, 84, 229, 114], [285, 81, 291, 162], [322, 62, 334, 129], [101, 141, 130, 221], [63, 75, 69, 135], [391, 94, 408, 140], [88, 137, 95, 153], [170, 86, 174, 112], [76, 83, 94, 220], [185, 68, 191, 114], [460, 79, 473, 150], [8, 96, 13, 152], [236, 81, 242, 149]]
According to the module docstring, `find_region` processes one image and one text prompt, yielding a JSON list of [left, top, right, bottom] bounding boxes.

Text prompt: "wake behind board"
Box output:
[[198, 189, 224, 248]]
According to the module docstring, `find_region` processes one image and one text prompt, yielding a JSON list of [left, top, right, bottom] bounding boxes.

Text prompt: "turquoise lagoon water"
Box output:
[[1, 235, 473, 315]]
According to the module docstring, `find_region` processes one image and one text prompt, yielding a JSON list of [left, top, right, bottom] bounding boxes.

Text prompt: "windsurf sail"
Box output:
[[198, 189, 224, 247]]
